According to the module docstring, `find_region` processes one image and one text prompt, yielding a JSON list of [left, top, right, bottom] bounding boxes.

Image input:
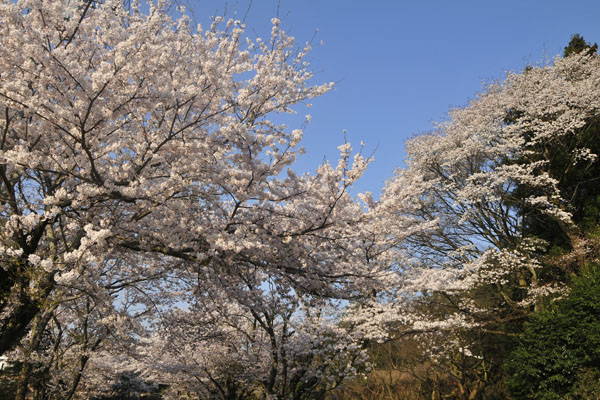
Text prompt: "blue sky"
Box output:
[[190, 0, 600, 197]]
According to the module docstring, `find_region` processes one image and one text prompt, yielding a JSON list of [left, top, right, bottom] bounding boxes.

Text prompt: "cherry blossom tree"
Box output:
[[358, 50, 600, 396], [0, 1, 388, 398], [379, 49, 599, 317], [0, 0, 379, 355], [139, 285, 369, 399], [7, 255, 151, 400]]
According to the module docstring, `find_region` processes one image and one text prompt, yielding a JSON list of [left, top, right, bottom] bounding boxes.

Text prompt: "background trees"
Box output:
[[141, 292, 369, 399]]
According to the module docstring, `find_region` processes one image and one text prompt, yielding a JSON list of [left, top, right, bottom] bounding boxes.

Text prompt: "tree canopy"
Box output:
[[0, 1, 380, 398], [1, 1, 599, 398]]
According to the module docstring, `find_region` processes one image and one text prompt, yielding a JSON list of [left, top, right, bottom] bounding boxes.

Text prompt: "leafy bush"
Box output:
[[505, 266, 600, 399]]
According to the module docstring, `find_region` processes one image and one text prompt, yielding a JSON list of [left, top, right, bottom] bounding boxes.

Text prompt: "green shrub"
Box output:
[[505, 266, 600, 399]]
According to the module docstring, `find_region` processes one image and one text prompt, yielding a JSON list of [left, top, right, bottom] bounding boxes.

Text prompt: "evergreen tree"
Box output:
[[564, 34, 598, 57], [506, 266, 600, 399]]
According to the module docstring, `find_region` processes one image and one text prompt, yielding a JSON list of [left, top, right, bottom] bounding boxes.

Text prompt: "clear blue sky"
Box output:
[[189, 0, 600, 197]]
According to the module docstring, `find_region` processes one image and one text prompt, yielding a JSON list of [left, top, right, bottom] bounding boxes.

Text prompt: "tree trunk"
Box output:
[[1, 271, 55, 357], [15, 310, 53, 400]]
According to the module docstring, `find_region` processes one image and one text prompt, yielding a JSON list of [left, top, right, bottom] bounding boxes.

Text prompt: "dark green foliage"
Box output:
[[564, 34, 598, 57], [505, 266, 600, 399]]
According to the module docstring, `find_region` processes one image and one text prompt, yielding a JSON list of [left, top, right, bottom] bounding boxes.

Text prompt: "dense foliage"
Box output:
[[506, 265, 600, 399]]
